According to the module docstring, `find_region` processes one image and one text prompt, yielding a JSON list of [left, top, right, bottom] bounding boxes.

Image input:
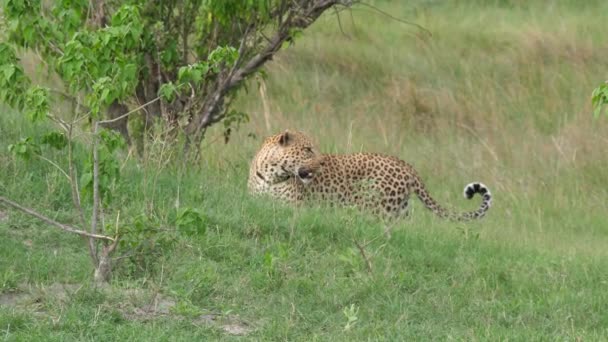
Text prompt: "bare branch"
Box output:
[[0, 196, 115, 242], [47, 113, 70, 132], [98, 97, 161, 126]]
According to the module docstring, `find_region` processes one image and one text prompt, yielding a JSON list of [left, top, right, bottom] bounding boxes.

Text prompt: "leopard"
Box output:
[[248, 130, 492, 221]]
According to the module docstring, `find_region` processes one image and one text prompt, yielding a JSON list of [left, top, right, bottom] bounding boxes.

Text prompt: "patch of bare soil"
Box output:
[[0, 291, 29, 306], [0, 283, 253, 336], [0, 283, 81, 307], [218, 320, 254, 336], [119, 291, 253, 335], [0, 209, 8, 222], [119, 292, 177, 321]]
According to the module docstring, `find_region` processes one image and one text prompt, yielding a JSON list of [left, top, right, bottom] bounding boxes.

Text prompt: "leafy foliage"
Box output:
[[0, 43, 34, 112], [24, 86, 50, 122], [7, 131, 68, 159], [1, 0, 353, 148], [592, 83, 608, 117], [0, 0, 352, 284], [40, 132, 68, 150], [175, 208, 207, 237], [7, 137, 40, 160]]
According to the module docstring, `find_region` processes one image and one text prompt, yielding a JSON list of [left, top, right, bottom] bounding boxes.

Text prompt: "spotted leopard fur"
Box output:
[[248, 130, 492, 221]]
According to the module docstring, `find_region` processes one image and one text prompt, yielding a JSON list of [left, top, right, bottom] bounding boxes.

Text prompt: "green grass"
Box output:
[[2, 1, 608, 340]]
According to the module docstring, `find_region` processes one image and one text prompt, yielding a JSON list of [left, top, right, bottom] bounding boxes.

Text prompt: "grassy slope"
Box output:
[[1, 1, 608, 340]]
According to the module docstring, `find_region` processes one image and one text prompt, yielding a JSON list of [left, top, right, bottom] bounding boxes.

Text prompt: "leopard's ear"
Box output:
[[278, 130, 291, 146]]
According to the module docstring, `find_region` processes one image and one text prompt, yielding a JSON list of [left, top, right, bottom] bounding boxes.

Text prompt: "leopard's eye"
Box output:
[[304, 147, 313, 153]]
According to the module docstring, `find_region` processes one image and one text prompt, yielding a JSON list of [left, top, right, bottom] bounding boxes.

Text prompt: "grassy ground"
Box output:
[[2, 0, 608, 340]]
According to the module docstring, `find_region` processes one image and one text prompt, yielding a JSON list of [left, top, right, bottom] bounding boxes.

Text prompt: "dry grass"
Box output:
[[224, 1, 608, 257]]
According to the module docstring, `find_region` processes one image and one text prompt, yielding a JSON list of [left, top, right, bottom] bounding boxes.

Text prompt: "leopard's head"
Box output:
[[252, 130, 324, 185]]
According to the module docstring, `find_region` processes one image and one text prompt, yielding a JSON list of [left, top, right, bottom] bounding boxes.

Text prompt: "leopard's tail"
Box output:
[[414, 181, 492, 221]]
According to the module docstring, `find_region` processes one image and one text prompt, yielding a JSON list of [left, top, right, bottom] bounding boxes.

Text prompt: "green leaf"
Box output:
[[100, 88, 111, 103], [80, 171, 93, 194], [2, 64, 16, 80], [159, 82, 177, 102], [175, 208, 207, 236], [591, 84, 608, 118], [161, 40, 179, 68], [99, 129, 126, 153], [190, 67, 203, 84], [8, 137, 40, 160], [24, 86, 50, 122], [177, 67, 189, 82], [0, 43, 18, 64], [208, 46, 239, 71], [41, 132, 68, 150]]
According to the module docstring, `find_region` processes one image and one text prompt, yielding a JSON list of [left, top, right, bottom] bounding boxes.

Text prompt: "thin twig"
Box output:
[[97, 97, 161, 126], [67, 117, 97, 265], [0, 196, 115, 242], [349, 5, 357, 31], [457, 123, 499, 162], [360, 233, 383, 248], [47, 113, 70, 132], [72, 112, 91, 125], [353, 239, 373, 273], [114, 210, 120, 237], [230, 23, 255, 79], [91, 122, 101, 243], [333, 6, 349, 38], [356, 2, 432, 36], [550, 136, 569, 163], [258, 77, 272, 132], [48, 89, 89, 113], [35, 153, 71, 180], [200, 133, 225, 151]]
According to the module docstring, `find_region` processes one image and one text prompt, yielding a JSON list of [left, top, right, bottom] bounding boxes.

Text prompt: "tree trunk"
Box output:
[[93, 254, 112, 284], [92, 242, 118, 284]]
